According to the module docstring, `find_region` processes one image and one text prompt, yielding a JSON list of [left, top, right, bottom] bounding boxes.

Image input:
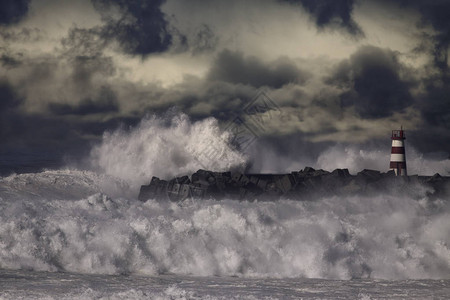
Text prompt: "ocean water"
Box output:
[[1, 114, 449, 299], [1, 269, 449, 299], [0, 169, 449, 299]]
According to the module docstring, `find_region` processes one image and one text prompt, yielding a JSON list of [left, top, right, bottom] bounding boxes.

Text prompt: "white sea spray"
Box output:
[[0, 170, 449, 280]]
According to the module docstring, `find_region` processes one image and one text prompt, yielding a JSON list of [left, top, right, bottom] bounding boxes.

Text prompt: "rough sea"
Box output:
[[0, 115, 449, 299], [0, 169, 449, 299]]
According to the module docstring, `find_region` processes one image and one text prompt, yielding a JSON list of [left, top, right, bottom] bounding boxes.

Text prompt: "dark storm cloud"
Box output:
[[363, 0, 450, 153], [0, 78, 136, 174], [0, 112, 140, 175], [3, 0, 450, 175], [189, 24, 218, 54], [282, 0, 363, 36], [0, 0, 30, 25], [208, 50, 310, 89], [409, 72, 450, 154], [378, 0, 450, 70], [0, 80, 70, 174], [132, 78, 257, 121], [0, 54, 21, 68], [0, 27, 125, 174], [326, 46, 415, 119], [0, 80, 23, 140], [91, 0, 173, 56], [70, 55, 116, 88], [421, 76, 450, 128], [61, 27, 109, 58], [49, 86, 119, 116], [413, 0, 450, 71], [0, 27, 43, 46], [0, 81, 18, 108]]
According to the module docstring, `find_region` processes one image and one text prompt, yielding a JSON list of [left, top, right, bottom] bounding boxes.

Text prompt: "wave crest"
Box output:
[[89, 112, 247, 190], [0, 189, 448, 279]]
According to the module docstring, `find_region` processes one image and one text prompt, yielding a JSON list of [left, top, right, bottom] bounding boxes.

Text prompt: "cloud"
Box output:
[[208, 50, 310, 88], [70, 55, 116, 90], [0, 80, 21, 109], [420, 77, 450, 128], [1, 0, 450, 176], [61, 27, 109, 57], [413, 1, 450, 70], [0, 39, 127, 172], [142, 76, 257, 120], [326, 46, 416, 119], [0, 81, 77, 168], [282, 0, 363, 36], [2, 54, 18, 68], [91, 0, 173, 56], [419, 1, 450, 70], [376, 0, 450, 71], [0, 89, 138, 175], [0, 80, 23, 140], [48, 86, 119, 116], [0, 0, 30, 25], [169, 22, 219, 55], [408, 73, 450, 154]]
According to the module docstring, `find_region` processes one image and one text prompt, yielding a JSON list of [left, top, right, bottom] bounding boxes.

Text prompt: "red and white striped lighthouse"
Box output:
[[390, 127, 407, 176]]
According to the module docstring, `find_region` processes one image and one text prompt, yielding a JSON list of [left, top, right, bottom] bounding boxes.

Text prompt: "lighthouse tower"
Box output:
[[390, 127, 407, 176]]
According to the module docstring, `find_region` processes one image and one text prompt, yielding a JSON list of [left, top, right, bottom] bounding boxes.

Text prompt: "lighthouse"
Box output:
[[390, 127, 407, 176]]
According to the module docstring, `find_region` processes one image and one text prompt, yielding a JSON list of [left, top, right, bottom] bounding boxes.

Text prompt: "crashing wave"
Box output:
[[0, 169, 449, 279]]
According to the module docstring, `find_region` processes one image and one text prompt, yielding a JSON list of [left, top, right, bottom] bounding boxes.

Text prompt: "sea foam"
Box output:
[[89, 112, 247, 192], [1, 113, 449, 280], [0, 170, 449, 280]]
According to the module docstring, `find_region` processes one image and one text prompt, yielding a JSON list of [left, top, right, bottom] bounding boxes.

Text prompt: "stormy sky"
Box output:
[[1, 0, 450, 175]]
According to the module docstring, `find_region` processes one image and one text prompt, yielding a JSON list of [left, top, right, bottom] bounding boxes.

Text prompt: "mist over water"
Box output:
[[316, 144, 450, 175], [0, 113, 449, 281]]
